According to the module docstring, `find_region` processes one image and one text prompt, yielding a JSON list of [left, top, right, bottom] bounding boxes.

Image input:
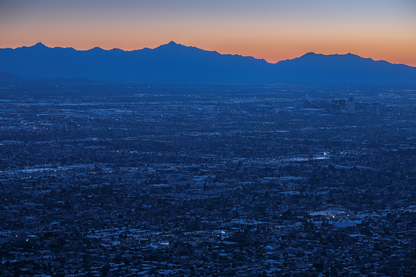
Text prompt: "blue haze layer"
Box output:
[[0, 42, 415, 84]]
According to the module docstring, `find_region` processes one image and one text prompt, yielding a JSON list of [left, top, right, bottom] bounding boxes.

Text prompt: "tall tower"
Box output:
[[347, 97, 356, 113]]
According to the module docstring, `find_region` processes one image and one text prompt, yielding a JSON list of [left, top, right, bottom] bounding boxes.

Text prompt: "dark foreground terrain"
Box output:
[[1, 82, 416, 276]]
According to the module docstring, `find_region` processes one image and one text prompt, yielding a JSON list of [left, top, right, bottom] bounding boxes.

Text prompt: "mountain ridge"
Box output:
[[19, 42, 414, 67], [1, 42, 415, 84], [0, 71, 22, 82]]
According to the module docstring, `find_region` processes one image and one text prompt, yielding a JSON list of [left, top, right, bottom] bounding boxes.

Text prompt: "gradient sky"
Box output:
[[1, 0, 415, 66]]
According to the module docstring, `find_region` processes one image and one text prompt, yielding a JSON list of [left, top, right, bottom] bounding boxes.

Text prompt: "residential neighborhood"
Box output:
[[0, 82, 415, 276]]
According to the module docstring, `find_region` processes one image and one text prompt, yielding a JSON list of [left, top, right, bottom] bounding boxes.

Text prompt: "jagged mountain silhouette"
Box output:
[[0, 42, 415, 84]]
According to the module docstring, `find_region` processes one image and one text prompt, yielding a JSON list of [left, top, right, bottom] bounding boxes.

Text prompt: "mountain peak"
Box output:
[[32, 42, 48, 48], [299, 52, 323, 58], [154, 41, 190, 52], [89, 46, 104, 51], [158, 41, 187, 48], [298, 52, 365, 60]]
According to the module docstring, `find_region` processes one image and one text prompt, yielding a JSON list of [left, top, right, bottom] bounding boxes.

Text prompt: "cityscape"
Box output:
[[2, 0, 416, 276], [0, 81, 415, 276]]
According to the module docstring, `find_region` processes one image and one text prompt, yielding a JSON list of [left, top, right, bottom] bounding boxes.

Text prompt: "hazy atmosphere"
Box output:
[[2, 1, 416, 276], [1, 0, 415, 66]]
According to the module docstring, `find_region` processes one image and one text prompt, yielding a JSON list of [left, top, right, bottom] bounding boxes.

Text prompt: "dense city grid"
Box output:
[[1, 82, 416, 276]]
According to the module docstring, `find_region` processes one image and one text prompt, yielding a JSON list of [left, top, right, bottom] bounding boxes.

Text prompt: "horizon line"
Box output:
[[2, 41, 415, 68]]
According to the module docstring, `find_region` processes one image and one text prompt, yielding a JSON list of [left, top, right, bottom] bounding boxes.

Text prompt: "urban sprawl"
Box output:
[[1, 82, 416, 276]]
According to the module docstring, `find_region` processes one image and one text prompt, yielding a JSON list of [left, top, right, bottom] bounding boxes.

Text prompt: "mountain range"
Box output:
[[0, 41, 415, 84]]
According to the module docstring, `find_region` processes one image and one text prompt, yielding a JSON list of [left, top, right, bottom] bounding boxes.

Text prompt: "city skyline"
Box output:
[[1, 0, 415, 66]]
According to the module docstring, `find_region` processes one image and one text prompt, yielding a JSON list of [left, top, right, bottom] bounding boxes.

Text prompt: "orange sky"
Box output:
[[1, 0, 415, 66]]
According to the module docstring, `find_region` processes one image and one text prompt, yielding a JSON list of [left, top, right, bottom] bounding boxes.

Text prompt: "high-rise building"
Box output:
[[347, 97, 355, 113], [371, 103, 381, 115]]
